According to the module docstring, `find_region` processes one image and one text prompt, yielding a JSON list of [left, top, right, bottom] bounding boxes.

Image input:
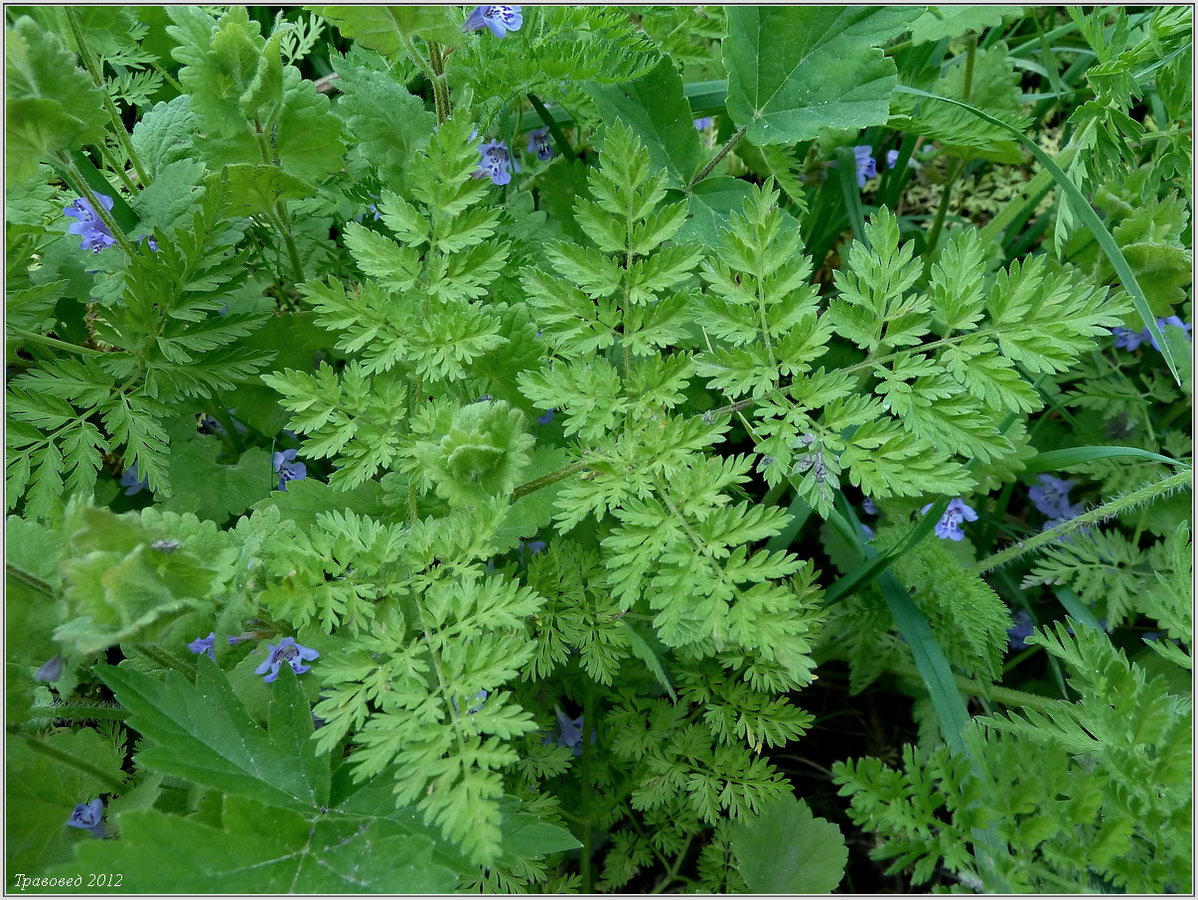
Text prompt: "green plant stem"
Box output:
[[650, 834, 695, 893], [427, 41, 452, 123], [9, 329, 102, 357], [887, 662, 1057, 711], [394, 21, 446, 123], [18, 732, 126, 793], [924, 34, 978, 264], [511, 457, 590, 501], [57, 155, 138, 256], [688, 126, 746, 188], [271, 201, 306, 283], [6, 563, 56, 597], [65, 7, 149, 186], [969, 469, 1193, 575]]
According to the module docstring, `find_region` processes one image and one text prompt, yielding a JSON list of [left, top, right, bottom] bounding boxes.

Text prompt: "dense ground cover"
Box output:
[[5, 5, 1192, 893]]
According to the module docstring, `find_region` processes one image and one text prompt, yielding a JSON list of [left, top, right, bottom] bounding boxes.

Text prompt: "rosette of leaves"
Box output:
[[406, 398, 534, 508]]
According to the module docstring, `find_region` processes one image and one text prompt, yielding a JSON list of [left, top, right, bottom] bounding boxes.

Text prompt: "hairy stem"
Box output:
[[511, 457, 591, 501], [394, 20, 446, 124], [10, 329, 102, 357], [688, 126, 747, 188], [65, 7, 149, 185], [969, 469, 1193, 575], [18, 732, 126, 794], [924, 33, 978, 264], [887, 662, 1057, 711], [32, 702, 130, 723], [58, 155, 138, 256]]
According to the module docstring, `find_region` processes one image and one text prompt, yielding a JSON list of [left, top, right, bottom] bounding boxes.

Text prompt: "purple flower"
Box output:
[[463, 5, 522, 38], [860, 523, 875, 540], [543, 714, 584, 757], [920, 497, 978, 541], [1028, 474, 1077, 519], [476, 138, 520, 186], [34, 654, 65, 683], [187, 632, 241, 661], [1111, 326, 1149, 351], [527, 127, 554, 161], [255, 637, 319, 684], [853, 145, 877, 188], [525, 539, 546, 555], [1007, 609, 1034, 650], [885, 149, 900, 169], [1147, 316, 1193, 351], [273, 449, 307, 492], [694, 117, 714, 131], [67, 798, 106, 838], [537, 408, 556, 425], [64, 194, 117, 253], [120, 464, 148, 496], [862, 497, 879, 516]]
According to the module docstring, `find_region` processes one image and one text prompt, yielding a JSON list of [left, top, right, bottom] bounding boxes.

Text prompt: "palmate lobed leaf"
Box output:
[[96, 656, 330, 812], [724, 6, 921, 145]]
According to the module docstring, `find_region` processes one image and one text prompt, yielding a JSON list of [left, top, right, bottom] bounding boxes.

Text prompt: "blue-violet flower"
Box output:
[[35, 654, 65, 683], [921, 497, 978, 541], [255, 637, 319, 684], [187, 632, 241, 661], [537, 408, 556, 425], [693, 116, 714, 131], [527, 127, 554, 161], [553, 710, 585, 757], [1028, 474, 1077, 519], [1111, 326, 1149, 351], [1147, 315, 1193, 351], [67, 799, 106, 838], [273, 449, 307, 491], [120, 464, 148, 496], [64, 194, 117, 253], [853, 145, 878, 188], [476, 138, 520, 186], [464, 5, 522, 38], [1007, 609, 1034, 650]]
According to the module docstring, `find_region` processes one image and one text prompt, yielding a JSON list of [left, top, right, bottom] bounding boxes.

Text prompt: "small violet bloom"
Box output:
[[464, 5, 522, 38], [853, 145, 878, 188], [1007, 609, 1034, 650], [553, 710, 586, 757], [273, 449, 307, 492], [64, 194, 117, 254], [187, 632, 242, 661], [862, 497, 879, 516], [537, 408, 556, 425], [120, 464, 149, 496], [527, 127, 554, 161], [255, 637, 319, 684], [885, 149, 900, 170], [476, 138, 520, 186], [34, 654, 65, 683], [921, 497, 978, 542], [693, 116, 714, 131], [1028, 474, 1077, 519], [67, 799, 106, 838], [1111, 326, 1149, 351]]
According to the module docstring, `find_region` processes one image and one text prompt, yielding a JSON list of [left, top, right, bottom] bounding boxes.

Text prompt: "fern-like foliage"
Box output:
[[1022, 520, 1192, 628], [707, 198, 1127, 517], [8, 192, 271, 518], [264, 117, 521, 490], [834, 621, 1192, 893]]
